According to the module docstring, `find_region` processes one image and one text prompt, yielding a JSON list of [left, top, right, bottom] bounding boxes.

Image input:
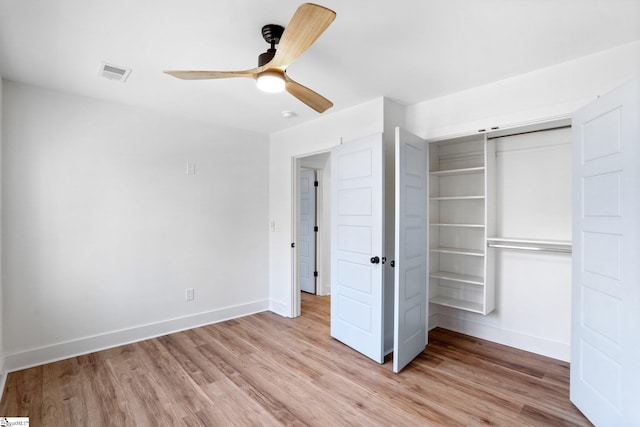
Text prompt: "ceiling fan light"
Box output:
[[256, 71, 285, 93]]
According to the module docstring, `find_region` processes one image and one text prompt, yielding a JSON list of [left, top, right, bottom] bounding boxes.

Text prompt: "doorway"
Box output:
[[293, 151, 331, 317]]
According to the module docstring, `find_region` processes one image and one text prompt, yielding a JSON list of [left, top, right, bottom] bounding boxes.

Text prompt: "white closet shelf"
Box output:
[[429, 296, 484, 314], [430, 247, 484, 256], [430, 223, 485, 228], [429, 271, 484, 285], [429, 196, 485, 201], [429, 166, 485, 176], [428, 135, 494, 315]]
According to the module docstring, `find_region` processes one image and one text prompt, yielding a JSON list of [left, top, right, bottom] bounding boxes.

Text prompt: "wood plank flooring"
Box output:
[[1, 293, 592, 426]]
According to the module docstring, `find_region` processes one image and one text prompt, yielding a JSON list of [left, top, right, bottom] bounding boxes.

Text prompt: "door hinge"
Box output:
[[314, 226, 319, 232], [291, 242, 295, 248], [314, 180, 319, 187], [314, 271, 318, 277]]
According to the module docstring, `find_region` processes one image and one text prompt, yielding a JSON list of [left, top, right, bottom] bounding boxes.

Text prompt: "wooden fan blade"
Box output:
[[285, 74, 333, 113], [268, 3, 336, 69], [164, 69, 258, 80]]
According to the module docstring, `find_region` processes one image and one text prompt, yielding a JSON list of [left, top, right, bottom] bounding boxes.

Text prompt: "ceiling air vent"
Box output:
[[98, 62, 132, 82]]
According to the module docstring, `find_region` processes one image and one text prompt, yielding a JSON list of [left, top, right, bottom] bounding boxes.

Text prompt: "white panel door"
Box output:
[[299, 169, 316, 293], [331, 134, 385, 363], [393, 128, 428, 373], [571, 77, 640, 425]]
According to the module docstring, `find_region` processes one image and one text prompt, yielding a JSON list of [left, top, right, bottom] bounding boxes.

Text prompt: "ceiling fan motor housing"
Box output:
[[258, 49, 276, 67], [258, 24, 284, 66], [261, 24, 284, 45]]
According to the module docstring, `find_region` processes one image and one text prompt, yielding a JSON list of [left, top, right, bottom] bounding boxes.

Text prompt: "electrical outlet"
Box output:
[[185, 288, 195, 301]]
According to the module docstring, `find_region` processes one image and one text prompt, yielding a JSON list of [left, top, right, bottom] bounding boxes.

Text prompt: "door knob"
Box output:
[[370, 256, 380, 264]]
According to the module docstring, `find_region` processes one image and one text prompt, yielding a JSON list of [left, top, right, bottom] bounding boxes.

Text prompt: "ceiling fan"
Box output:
[[165, 3, 336, 113]]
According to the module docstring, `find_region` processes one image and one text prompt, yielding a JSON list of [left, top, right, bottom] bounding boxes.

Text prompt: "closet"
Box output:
[[330, 119, 573, 372], [427, 123, 572, 316]]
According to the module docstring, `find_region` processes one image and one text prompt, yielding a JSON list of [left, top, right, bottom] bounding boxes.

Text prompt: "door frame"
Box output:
[[291, 149, 331, 317]]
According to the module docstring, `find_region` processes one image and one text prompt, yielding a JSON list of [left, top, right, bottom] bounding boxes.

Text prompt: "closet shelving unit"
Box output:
[[428, 134, 495, 315]]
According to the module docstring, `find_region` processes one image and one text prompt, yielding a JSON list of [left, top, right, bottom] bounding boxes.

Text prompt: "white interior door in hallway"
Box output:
[[299, 169, 317, 294]]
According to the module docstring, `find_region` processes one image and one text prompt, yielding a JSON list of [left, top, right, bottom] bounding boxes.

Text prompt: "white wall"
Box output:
[[1, 81, 270, 370], [408, 43, 640, 361], [0, 77, 5, 393], [269, 98, 385, 315], [407, 41, 640, 140]]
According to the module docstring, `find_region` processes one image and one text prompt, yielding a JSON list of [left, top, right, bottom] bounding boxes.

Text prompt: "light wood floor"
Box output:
[[1, 293, 591, 426]]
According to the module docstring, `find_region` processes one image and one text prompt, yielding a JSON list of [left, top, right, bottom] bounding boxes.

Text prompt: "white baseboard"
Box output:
[[435, 312, 570, 362], [269, 299, 290, 317], [0, 358, 6, 404], [317, 284, 331, 297], [4, 299, 269, 373], [428, 313, 439, 331]]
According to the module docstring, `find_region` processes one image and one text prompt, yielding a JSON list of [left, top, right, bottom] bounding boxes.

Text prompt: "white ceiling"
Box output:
[[1, 0, 639, 135]]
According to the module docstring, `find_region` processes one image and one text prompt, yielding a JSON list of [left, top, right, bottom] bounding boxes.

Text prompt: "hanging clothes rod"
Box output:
[[486, 124, 572, 140], [486, 237, 572, 254], [487, 243, 572, 253]]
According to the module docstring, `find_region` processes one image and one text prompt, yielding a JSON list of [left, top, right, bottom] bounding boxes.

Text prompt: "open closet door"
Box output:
[[570, 77, 640, 425], [330, 134, 385, 363], [393, 128, 428, 373]]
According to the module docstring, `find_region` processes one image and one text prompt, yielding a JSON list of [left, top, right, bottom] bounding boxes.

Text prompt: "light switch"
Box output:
[[186, 162, 196, 175]]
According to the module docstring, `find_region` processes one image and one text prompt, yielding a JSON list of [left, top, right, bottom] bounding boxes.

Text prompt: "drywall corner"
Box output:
[[0, 76, 5, 402], [383, 98, 407, 134]]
